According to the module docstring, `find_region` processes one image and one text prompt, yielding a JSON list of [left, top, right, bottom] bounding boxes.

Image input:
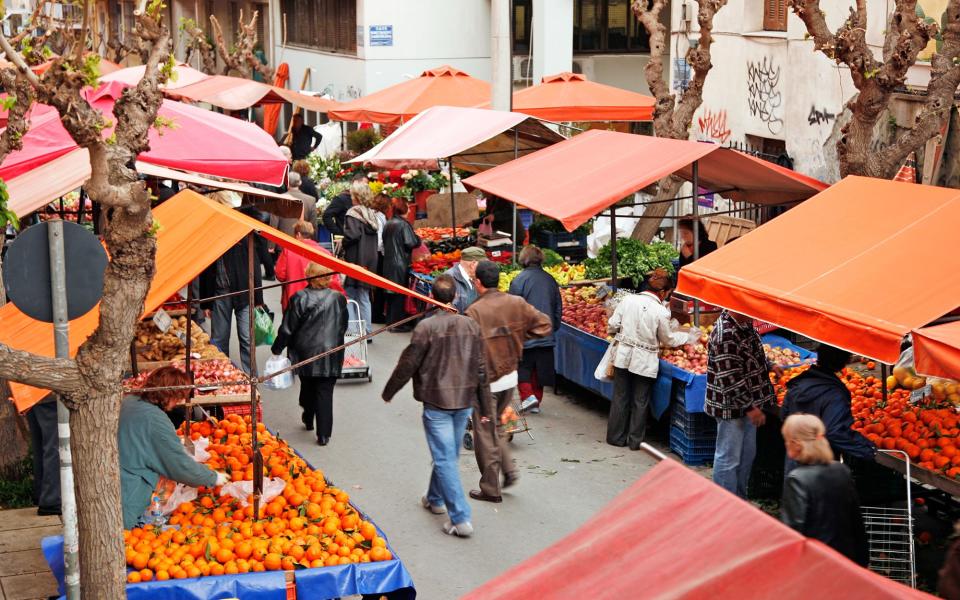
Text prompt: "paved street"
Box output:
[[251, 289, 660, 597]]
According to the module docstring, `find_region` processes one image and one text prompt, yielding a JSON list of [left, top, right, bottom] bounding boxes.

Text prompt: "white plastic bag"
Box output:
[[595, 342, 617, 382], [263, 354, 293, 390], [219, 477, 287, 506], [190, 436, 210, 463]]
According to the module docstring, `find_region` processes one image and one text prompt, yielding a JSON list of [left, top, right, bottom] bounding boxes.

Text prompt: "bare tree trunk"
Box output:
[[631, 177, 683, 244], [0, 382, 29, 479], [630, 0, 727, 241]]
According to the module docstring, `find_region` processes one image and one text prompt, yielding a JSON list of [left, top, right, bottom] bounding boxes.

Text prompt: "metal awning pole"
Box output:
[[448, 160, 456, 234], [512, 128, 519, 261], [247, 233, 263, 518], [692, 161, 701, 327], [48, 220, 79, 600], [610, 207, 618, 291]]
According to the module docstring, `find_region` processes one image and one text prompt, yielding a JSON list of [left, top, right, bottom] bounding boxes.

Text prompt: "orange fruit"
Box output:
[[263, 553, 283, 571], [155, 570, 170, 581], [127, 571, 142, 583], [139, 568, 154, 582]]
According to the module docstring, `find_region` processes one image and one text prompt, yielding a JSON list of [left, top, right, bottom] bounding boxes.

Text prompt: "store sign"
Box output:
[[153, 308, 172, 333], [369, 25, 393, 47]]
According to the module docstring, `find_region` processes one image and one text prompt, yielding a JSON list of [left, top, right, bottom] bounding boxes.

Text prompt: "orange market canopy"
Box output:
[[101, 63, 210, 90], [511, 71, 655, 122], [0, 190, 444, 412], [677, 176, 960, 364], [466, 458, 930, 599], [346, 105, 564, 173], [914, 321, 960, 380], [463, 130, 827, 232], [328, 65, 491, 126]]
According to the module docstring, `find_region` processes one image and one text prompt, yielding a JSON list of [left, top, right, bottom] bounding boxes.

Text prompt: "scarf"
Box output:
[[346, 205, 381, 231]]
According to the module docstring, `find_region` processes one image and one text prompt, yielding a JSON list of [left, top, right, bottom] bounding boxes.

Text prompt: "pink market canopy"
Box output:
[[0, 81, 289, 187]]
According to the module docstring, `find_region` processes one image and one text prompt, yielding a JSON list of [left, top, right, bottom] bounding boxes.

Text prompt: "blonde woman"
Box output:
[[781, 414, 868, 566], [271, 263, 348, 446], [342, 182, 379, 335]]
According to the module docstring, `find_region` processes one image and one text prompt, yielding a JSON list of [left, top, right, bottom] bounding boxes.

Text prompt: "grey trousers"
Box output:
[[607, 367, 655, 449], [27, 399, 60, 510], [472, 388, 518, 497]]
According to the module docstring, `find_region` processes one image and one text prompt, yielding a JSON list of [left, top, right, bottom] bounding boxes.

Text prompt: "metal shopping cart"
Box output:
[[862, 450, 916, 587], [462, 396, 533, 451], [339, 299, 372, 383]]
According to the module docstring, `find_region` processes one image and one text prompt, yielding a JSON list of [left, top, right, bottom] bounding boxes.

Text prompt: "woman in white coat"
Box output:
[[606, 269, 694, 449]]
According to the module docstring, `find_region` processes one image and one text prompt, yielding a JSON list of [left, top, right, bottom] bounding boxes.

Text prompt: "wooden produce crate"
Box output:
[[706, 215, 756, 247]]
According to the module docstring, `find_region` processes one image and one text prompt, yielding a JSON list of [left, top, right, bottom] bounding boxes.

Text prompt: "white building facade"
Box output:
[[670, 0, 943, 183]]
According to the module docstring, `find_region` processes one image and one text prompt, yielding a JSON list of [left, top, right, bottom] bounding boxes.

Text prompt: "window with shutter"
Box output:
[[280, 0, 355, 54], [254, 3, 267, 50], [763, 0, 788, 32]]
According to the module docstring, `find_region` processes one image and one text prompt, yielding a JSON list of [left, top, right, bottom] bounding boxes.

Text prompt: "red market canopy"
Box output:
[[914, 321, 960, 380], [463, 130, 826, 232], [511, 71, 655, 122], [1, 190, 445, 413], [466, 458, 931, 600], [0, 81, 289, 186], [677, 176, 960, 364], [328, 65, 491, 126], [166, 75, 341, 113], [346, 105, 564, 172]]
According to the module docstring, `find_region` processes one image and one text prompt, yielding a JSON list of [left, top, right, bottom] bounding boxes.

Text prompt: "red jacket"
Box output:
[[275, 239, 345, 311]]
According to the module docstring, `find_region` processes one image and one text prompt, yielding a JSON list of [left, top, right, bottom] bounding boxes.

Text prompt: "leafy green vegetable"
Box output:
[[583, 239, 678, 287], [542, 248, 564, 267]]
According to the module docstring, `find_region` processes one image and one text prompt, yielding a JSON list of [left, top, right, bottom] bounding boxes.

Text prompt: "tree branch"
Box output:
[[0, 344, 82, 399], [9, 1, 48, 45]]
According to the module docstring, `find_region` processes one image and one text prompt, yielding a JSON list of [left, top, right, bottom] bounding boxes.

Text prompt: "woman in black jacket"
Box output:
[[781, 414, 869, 566], [381, 198, 421, 331], [508, 245, 562, 414], [342, 184, 380, 335], [271, 263, 348, 446]]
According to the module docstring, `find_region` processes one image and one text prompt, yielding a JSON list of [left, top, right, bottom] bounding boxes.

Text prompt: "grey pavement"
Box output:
[[231, 287, 672, 598]]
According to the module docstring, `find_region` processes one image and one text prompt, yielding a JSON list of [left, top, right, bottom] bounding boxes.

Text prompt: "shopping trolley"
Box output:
[[862, 449, 916, 587], [339, 299, 372, 382], [462, 395, 533, 451]]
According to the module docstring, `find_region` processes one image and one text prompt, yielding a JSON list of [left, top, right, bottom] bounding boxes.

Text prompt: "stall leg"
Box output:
[[448, 160, 456, 234], [183, 282, 195, 451], [610, 207, 618, 291], [247, 234, 263, 517], [692, 160, 701, 327]]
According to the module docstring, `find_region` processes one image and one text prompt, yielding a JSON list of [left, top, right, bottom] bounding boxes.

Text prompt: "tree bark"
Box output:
[[630, 0, 727, 241]]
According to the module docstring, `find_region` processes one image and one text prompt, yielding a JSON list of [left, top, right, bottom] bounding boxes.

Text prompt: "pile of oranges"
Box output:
[[124, 414, 393, 584], [771, 366, 960, 479]]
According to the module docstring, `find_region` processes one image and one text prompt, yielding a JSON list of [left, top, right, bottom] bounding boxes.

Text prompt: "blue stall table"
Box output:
[[554, 323, 614, 400]]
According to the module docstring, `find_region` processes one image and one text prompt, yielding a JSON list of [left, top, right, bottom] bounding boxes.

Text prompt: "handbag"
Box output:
[[595, 341, 617, 382]]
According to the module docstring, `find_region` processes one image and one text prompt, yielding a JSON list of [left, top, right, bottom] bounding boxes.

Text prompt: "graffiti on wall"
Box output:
[[808, 106, 836, 126], [318, 84, 363, 101], [746, 57, 783, 135], [697, 108, 732, 143]]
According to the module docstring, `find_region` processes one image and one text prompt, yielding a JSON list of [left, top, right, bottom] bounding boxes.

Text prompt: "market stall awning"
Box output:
[[100, 62, 210, 90], [6, 149, 90, 217], [466, 458, 931, 600], [677, 176, 960, 364], [346, 106, 564, 173], [510, 72, 655, 122], [914, 321, 960, 380], [166, 75, 341, 113], [328, 65, 491, 126], [0, 82, 289, 187], [463, 130, 827, 231], [1, 190, 446, 412]]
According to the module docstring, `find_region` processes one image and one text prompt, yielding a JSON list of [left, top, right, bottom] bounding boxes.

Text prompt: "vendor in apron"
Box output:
[[606, 269, 696, 450]]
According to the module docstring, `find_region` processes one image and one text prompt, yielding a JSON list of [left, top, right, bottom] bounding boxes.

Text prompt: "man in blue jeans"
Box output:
[[381, 275, 489, 537], [705, 310, 776, 498]]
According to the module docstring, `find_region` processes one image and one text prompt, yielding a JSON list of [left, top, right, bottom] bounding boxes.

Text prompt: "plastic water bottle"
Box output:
[[149, 495, 166, 529]]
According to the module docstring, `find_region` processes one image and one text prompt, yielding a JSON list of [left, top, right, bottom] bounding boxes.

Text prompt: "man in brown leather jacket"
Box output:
[[382, 275, 488, 538], [466, 261, 552, 502]]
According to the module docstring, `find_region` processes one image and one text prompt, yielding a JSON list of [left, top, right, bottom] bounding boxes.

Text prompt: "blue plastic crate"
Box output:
[[536, 230, 587, 251], [669, 426, 716, 466], [671, 402, 717, 436]]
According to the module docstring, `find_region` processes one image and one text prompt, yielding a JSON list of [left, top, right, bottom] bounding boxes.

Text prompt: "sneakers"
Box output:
[[442, 520, 474, 538], [420, 496, 447, 515], [519, 395, 540, 414]]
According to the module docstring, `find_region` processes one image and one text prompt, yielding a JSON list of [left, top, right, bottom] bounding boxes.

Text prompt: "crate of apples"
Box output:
[[560, 287, 609, 339], [764, 344, 806, 368], [660, 326, 710, 374]]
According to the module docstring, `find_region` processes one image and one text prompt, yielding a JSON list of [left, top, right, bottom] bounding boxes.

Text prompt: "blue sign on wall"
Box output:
[[369, 25, 393, 47]]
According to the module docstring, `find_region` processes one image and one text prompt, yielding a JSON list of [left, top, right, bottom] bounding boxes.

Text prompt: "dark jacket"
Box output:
[[382, 310, 491, 411], [382, 217, 421, 287], [781, 462, 869, 567], [300, 175, 320, 201], [445, 263, 478, 314], [342, 211, 380, 289], [322, 193, 352, 236], [271, 287, 348, 378], [678, 238, 718, 268], [508, 266, 562, 349], [705, 311, 775, 419], [200, 237, 264, 309], [939, 536, 960, 599], [290, 126, 322, 160], [466, 290, 553, 382], [782, 367, 876, 471]]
